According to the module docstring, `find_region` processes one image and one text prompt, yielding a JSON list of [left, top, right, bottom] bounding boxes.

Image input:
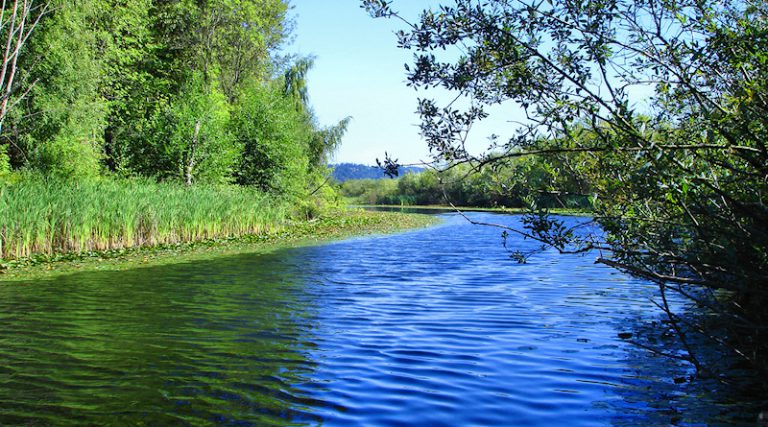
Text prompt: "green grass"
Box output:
[[0, 176, 290, 261], [0, 209, 439, 281]]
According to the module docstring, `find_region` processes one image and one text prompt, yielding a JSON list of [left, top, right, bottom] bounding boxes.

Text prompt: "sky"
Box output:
[[288, 1, 449, 166], [287, 1, 658, 167]]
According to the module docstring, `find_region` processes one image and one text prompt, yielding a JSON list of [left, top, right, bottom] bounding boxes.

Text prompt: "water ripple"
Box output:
[[0, 212, 761, 425]]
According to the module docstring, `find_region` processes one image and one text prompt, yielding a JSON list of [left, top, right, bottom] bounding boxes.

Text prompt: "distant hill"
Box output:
[[330, 163, 424, 182]]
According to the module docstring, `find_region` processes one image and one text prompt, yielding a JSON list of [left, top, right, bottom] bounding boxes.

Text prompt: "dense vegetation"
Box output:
[[0, 177, 288, 260], [0, 0, 350, 261], [365, 0, 768, 382], [0, 208, 437, 278], [341, 159, 590, 208]]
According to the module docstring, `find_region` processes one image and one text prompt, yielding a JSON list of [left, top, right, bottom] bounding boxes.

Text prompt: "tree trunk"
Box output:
[[0, 0, 49, 133], [185, 119, 201, 186]]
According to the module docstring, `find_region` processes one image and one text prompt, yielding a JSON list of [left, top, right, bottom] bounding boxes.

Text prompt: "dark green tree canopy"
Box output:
[[0, 0, 349, 190]]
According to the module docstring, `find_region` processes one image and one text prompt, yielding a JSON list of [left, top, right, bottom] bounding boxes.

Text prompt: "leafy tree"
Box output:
[[151, 0, 290, 99], [94, 0, 163, 173], [101, 0, 291, 178], [144, 72, 236, 185], [0, 0, 49, 137], [282, 57, 351, 173], [233, 79, 311, 194], [5, 0, 105, 178], [364, 0, 768, 377], [232, 58, 349, 201]]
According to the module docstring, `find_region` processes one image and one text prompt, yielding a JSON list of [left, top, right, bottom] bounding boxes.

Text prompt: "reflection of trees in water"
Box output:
[[609, 293, 767, 426], [0, 250, 324, 425]]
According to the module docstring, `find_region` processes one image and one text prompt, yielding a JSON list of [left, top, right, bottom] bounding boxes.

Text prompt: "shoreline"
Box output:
[[0, 209, 440, 282], [352, 204, 592, 216]]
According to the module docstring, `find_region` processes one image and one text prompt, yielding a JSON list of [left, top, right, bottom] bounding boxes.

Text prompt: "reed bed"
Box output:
[[0, 177, 290, 260]]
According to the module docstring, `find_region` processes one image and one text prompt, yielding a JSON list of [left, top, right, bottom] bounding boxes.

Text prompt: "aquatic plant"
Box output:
[[0, 176, 289, 260]]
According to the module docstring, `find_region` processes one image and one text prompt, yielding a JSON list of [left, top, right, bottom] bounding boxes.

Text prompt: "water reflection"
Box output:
[[610, 303, 767, 426], [0, 254, 322, 425], [0, 212, 762, 425]]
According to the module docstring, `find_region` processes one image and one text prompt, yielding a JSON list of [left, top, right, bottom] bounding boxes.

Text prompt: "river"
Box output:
[[0, 212, 762, 425]]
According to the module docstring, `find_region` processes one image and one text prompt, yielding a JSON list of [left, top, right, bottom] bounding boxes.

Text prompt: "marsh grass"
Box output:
[[0, 176, 289, 260]]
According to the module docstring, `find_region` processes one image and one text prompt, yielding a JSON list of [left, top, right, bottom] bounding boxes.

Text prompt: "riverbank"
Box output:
[[353, 204, 592, 216], [0, 209, 439, 282], [0, 177, 290, 261]]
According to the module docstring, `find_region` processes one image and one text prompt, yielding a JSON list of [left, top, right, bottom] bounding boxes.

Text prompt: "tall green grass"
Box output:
[[0, 176, 290, 260]]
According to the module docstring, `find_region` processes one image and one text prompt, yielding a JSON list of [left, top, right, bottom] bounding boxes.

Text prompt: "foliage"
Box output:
[[0, 0, 350, 266], [342, 160, 591, 208], [234, 58, 350, 199], [0, 0, 49, 135], [341, 177, 399, 205], [141, 72, 237, 184], [0, 174, 288, 260], [6, 0, 106, 178], [364, 0, 768, 378], [151, 0, 290, 99], [1, 0, 299, 182], [95, 0, 162, 173], [233, 80, 311, 194]]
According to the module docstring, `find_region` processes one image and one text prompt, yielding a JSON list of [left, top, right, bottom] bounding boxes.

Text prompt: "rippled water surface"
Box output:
[[0, 213, 761, 425]]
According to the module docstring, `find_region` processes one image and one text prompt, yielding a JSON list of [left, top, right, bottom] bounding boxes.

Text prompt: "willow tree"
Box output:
[[364, 0, 768, 378], [234, 58, 349, 197]]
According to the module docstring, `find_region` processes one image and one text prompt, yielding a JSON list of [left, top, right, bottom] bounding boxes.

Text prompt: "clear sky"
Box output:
[[288, 1, 445, 166], [288, 2, 658, 167]]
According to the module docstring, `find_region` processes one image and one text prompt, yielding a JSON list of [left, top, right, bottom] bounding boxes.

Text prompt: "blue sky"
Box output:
[[288, 1, 658, 166], [288, 1, 445, 165]]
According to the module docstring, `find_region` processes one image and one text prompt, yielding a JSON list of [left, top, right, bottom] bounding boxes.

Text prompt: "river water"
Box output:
[[0, 212, 762, 425]]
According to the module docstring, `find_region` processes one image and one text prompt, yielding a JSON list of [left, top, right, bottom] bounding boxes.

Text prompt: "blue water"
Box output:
[[0, 212, 760, 425]]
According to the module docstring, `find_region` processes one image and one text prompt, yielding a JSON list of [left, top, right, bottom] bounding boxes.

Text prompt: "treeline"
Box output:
[[340, 156, 591, 209], [0, 0, 346, 199]]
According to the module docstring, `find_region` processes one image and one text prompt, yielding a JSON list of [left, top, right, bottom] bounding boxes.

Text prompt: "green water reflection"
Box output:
[[0, 252, 319, 426]]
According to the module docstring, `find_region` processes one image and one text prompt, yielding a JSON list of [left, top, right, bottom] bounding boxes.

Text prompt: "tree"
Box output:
[[107, 0, 291, 179], [0, 0, 49, 172], [233, 79, 311, 194], [0, 0, 48, 130], [364, 0, 768, 378], [144, 72, 236, 185], [5, 0, 105, 178], [94, 0, 160, 173], [282, 57, 351, 172], [232, 58, 349, 198], [151, 0, 290, 100]]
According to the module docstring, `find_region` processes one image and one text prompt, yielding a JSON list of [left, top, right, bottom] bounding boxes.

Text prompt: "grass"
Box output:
[[0, 176, 290, 261], [0, 209, 439, 281]]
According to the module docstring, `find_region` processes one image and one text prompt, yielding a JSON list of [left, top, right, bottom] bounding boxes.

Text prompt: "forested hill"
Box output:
[[331, 163, 424, 182]]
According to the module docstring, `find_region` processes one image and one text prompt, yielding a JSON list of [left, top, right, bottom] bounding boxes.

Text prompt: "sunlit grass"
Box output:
[[0, 176, 289, 260]]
